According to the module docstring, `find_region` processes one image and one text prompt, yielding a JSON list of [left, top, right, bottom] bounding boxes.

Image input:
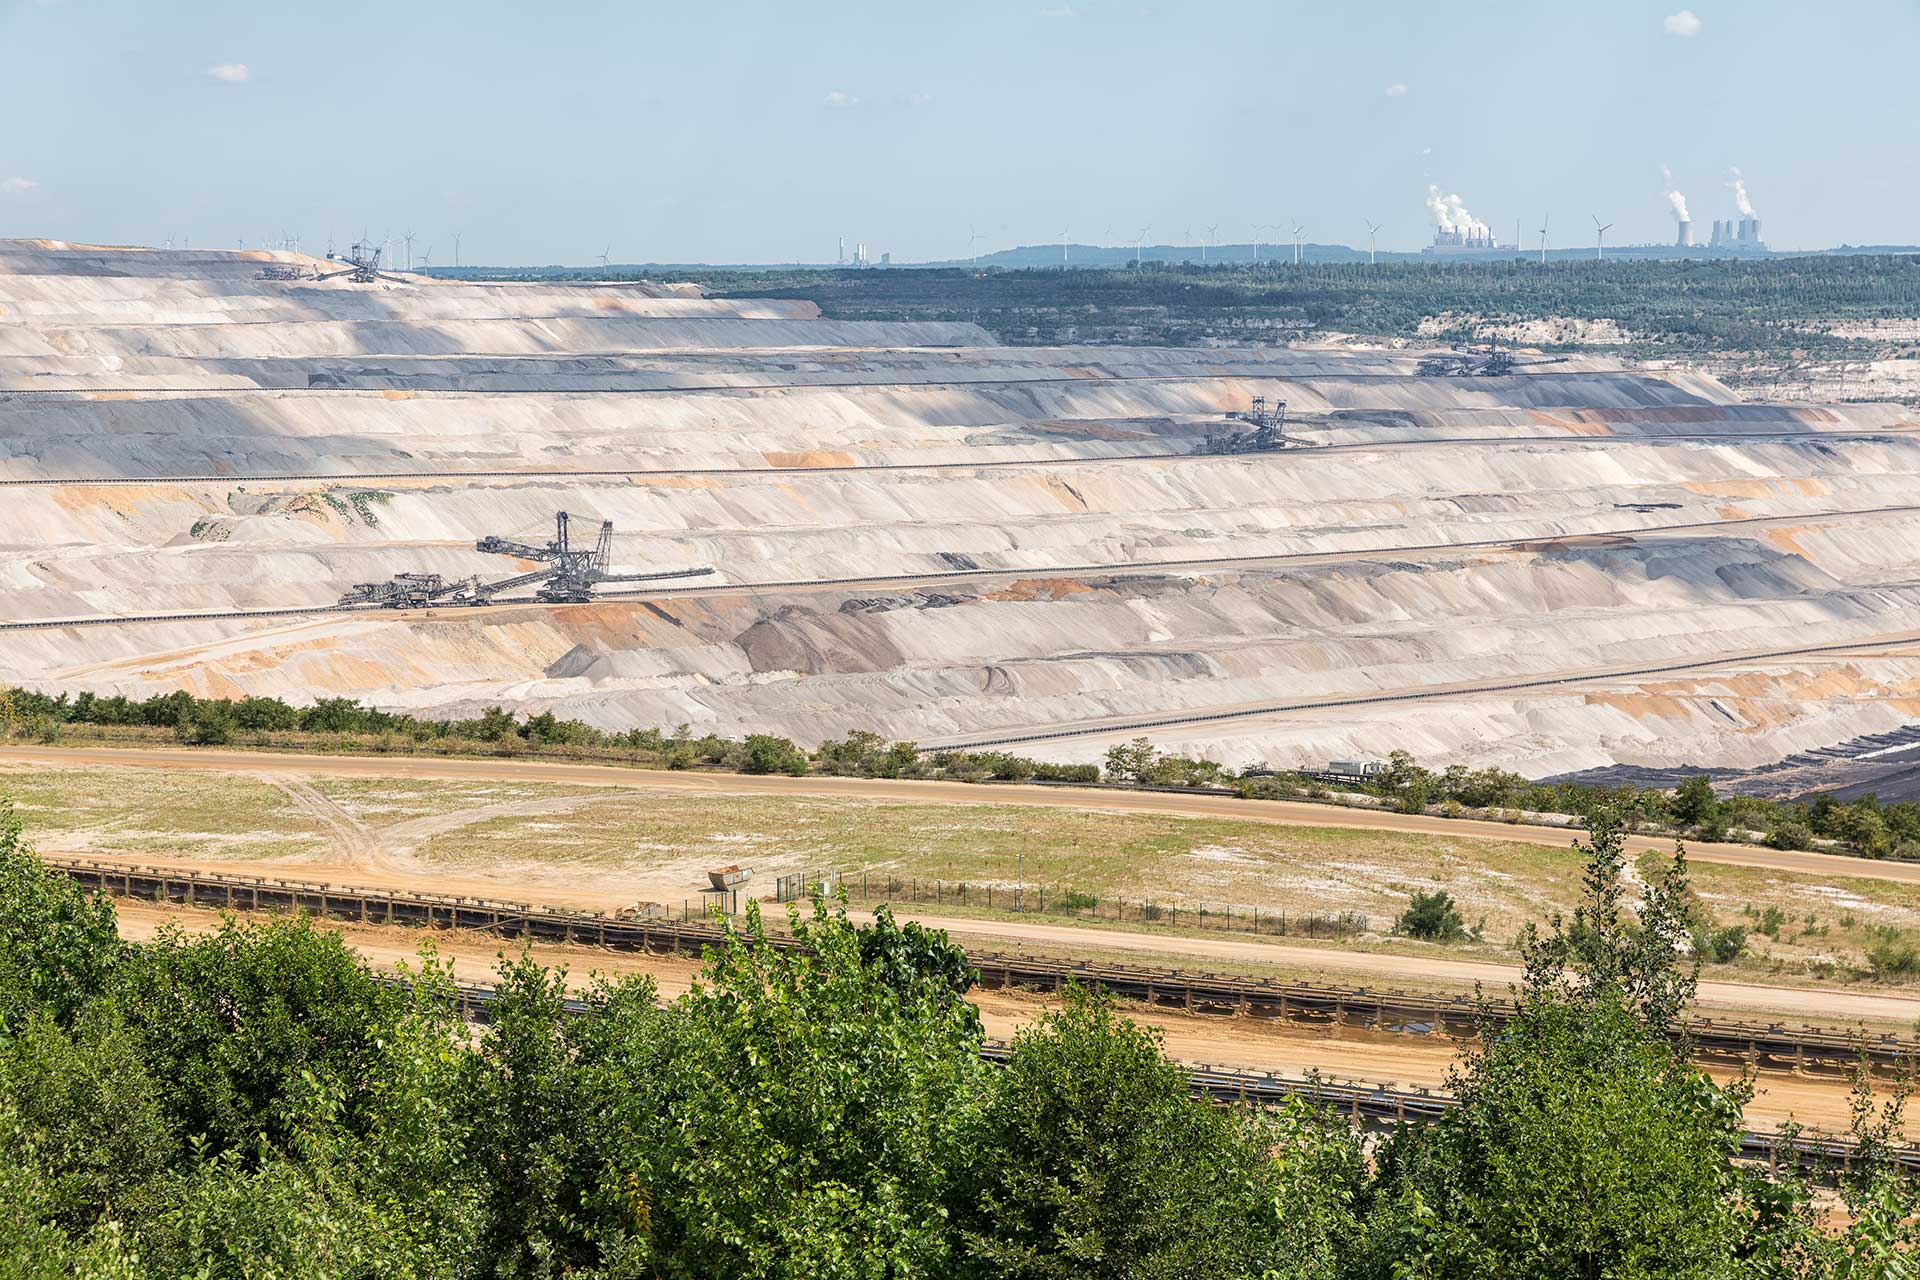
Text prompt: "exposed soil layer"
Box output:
[[6, 240, 1920, 776]]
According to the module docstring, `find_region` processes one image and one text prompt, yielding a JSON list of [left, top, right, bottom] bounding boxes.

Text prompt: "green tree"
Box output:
[[0, 1010, 175, 1234], [460, 951, 624, 1273], [174, 701, 235, 745], [742, 733, 810, 776], [1836, 799, 1893, 859], [1396, 890, 1469, 943], [0, 799, 122, 1034], [112, 915, 407, 1159], [231, 696, 299, 731], [1673, 774, 1722, 833], [1103, 737, 1157, 784], [629, 898, 987, 1279], [952, 984, 1355, 1279], [1356, 810, 1750, 1279]]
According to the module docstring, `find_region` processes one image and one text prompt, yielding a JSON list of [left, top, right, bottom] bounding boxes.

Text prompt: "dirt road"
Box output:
[[7, 743, 1915, 886], [107, 900, 1885, 1135], [18, 743, 1920, 1030]]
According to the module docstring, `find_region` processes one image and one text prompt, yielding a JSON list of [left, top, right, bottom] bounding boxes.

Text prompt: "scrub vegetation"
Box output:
[[662, 256, 1920, 359], [7, 800, 1920, 1278]]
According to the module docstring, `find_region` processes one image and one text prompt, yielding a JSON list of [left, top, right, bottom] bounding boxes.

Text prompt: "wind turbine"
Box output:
[[1291, 222, 1306, 265], [1592, 214, 1612, 261], [597, 244, 612, 278], [418, 246, 433, 270], [452, 231, 463, 269], [1203, 224, 1219, 263], [1364, 220, 1382, 266], [1133, 224, 1151, 266], [967, 223, 984, 264], [1059, 225, 1070, 265], [402, 230, 417, 272], [1538, 214, 1550, 265]]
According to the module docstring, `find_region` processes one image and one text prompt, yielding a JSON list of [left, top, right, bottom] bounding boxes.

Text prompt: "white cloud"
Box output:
[[1038, 4, 1076, 15], [908, 92, 935, 107], [0, 176, 38, 194], [207, 63, 251, 82], [822, 90, 860, 109], [1384, 83, 1408, 97], [1663, 9, 1702, 37]]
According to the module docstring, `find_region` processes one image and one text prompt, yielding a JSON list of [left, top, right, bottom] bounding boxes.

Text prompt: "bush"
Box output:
[[1867, 938, 1920, 980], [741, 734, 809, 776], [1766, 820, 1814, 851], [174, 702, 235, 745], [1396, 890, 1468, 943], [1693, 924, 1747, 964]]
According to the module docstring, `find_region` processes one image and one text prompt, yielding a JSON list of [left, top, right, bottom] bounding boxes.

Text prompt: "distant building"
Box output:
[[1420, 226, 1508, 257]]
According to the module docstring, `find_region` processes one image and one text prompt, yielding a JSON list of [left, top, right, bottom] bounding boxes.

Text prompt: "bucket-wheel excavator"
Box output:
[[337, 510, 713, 609]]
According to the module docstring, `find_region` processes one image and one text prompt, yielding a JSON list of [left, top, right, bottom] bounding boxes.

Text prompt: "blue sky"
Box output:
[[2, 0, 1914, 264]]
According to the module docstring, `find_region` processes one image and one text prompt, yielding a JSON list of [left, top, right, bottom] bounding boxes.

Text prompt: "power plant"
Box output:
[[1420, 184, 1507, 255], [1708, 217, 1765, 249], [1417, 174, 1771, 259]]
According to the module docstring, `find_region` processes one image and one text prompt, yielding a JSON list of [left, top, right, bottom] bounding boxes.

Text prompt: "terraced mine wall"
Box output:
[[5, 239, 1920, 778]]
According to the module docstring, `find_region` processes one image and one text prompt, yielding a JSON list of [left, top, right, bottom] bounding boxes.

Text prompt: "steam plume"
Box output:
[[1426, 184, 1488, 238], [1662, 166, 1690, 223], [1727, 166, 1756, 217]]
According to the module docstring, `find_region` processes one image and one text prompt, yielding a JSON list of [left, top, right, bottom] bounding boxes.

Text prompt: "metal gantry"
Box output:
[[339, 510, 713, 610]]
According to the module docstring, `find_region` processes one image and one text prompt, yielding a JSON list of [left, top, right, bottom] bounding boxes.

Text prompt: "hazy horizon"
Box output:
[[3, 0, 1915, 266]]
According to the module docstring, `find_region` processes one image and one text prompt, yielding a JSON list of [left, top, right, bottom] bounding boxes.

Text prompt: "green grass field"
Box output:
[[9, 759, 1920, 982]]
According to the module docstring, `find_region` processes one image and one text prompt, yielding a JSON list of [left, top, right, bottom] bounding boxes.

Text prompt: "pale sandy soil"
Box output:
[[10, 744, 1918, 887], [23, 745, 1920, 998]]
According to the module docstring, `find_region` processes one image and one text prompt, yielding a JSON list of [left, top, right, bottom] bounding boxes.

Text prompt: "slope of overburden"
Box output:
[[4, 239, 1919, 776]]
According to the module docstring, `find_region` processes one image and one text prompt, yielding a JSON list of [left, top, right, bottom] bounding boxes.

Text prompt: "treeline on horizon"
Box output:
[[456, 255, 1920, 356], [5, 686, 1918, 863], [6, 802, 1920, 1278]]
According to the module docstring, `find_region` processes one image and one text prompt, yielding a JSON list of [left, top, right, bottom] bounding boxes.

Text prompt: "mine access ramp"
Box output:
[[338, 509, 714, 610]]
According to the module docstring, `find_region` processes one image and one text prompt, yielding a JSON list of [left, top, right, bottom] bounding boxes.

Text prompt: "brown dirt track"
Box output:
[[108, 899, 1893, 1137]]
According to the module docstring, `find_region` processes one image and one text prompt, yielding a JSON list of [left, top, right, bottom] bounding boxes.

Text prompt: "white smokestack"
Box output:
[[1728, 166, 1756, 218]]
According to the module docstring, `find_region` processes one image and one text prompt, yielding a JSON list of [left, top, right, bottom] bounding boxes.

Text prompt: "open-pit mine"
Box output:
[[5, 238, 1920, 779]]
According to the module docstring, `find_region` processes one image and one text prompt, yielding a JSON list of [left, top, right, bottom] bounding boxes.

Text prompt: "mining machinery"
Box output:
[[1416, 337, 1569, 377], [337, 510, 713, 609], [1193, 395, 1290, 455], [315, 241, 408, 285]]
